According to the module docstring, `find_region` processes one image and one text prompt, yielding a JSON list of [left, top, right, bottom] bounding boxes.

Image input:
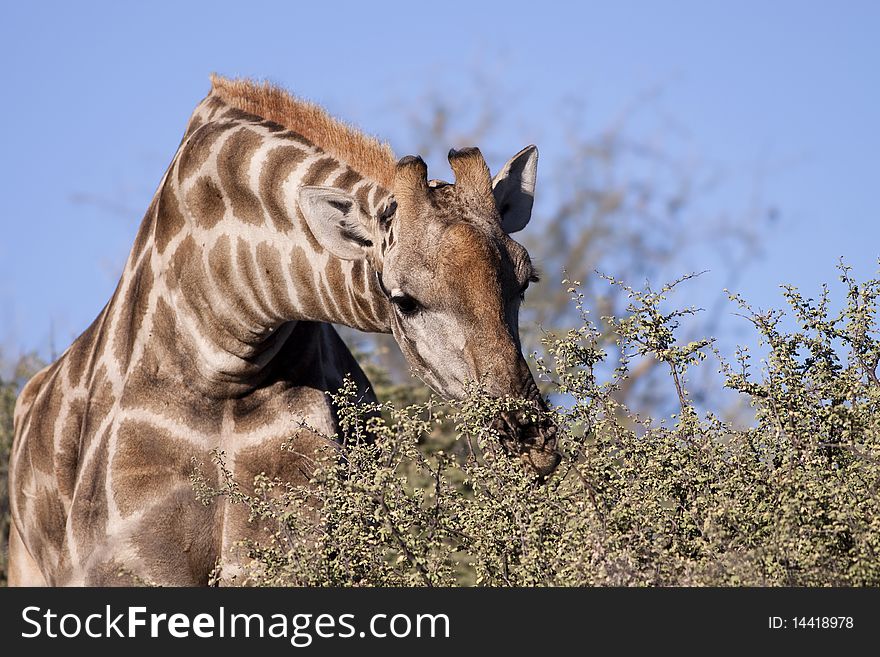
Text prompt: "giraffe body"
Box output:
[[10, 77, 558, 586]]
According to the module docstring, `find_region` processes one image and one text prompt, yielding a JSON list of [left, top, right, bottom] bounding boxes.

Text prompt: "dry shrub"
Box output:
[[194, 263, 880, 586]]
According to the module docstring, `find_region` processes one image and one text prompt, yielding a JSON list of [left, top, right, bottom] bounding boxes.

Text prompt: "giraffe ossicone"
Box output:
[[8, 75, 559, 586]]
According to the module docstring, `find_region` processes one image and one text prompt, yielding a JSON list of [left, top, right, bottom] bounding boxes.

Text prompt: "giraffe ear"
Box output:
[[298, 187, 374, 260], [492, 145, 538, 234]]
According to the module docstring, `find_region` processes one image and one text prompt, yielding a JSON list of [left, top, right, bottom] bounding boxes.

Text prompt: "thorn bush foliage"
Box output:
[[5, 267, 879, 586], [191, 263, 880, 586]]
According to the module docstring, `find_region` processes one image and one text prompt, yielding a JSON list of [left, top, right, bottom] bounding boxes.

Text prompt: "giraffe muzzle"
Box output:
[[491, 408, 561, 479]]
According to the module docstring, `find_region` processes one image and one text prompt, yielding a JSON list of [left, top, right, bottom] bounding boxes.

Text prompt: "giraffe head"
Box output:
[[299, 145, 559, 476]]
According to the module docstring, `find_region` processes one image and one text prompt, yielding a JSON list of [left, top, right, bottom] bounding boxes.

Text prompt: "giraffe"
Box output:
[[8, 75, 559, 586]]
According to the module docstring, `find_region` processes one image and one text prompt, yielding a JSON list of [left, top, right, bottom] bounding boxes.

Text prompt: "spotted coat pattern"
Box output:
[[9, 81, 396, 585]]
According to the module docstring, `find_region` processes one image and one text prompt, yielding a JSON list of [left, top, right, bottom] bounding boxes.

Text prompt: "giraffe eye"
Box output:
[[391, 294, 421, 317]]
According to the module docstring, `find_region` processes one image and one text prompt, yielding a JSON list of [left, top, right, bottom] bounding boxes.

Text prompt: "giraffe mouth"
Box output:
[[491, 409, 561, 478]]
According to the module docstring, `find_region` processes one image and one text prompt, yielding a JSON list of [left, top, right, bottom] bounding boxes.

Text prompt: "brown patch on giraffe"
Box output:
[[255, 242, 296, 318], [290, 245, 323, 318], [56, 395, 86, 500], [210, 75, 396, 188], [132, 487, 220, 586], [169, 234, 199, 290], [79, 366, 115, 444], [130, 195, 158, 260], [186, 175, 227, 228], [31, 492, 67, 579], [301, 156, 337, 186], [20, 368, 65, 475], [261, 119, 286, 132], [236, 429, 325, 491], [350, 259, 366, 296], [325, 256, 354, 324], [370, 184, 390, 209], [120, 346, 220, 436], [15, 361, 53, 417], [112, 418, 210, 517], [207, 234, 234, 297], [148, 296, 179, 350], [275, 130, 312, 146], [70, 429, 111, 555], [350, 292, 378, 331], [236, 236, 273, 320], [222, 107, 263, 124], [217, 127, 265, 226], [64, 310, 110, 387], [63, 310, 103, 389], [348, 261, 383, 329], [332, 166, 361, 192], [182, 113, 204, 141], [113, 260, 155, 369], [315, 273, 343, 323], [155, 183, 186, 254], [232, 381, 288, 435], [177, 122, 224, 185], [258, 144, 307, 232], [355, 184, 372, 216]]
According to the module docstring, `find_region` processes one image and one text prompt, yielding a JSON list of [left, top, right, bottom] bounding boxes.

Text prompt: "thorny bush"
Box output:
[[193, 262, 880, 586]]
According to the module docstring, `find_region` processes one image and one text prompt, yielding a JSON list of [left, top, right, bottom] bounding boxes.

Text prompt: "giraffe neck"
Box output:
[[110, 93, 394, 395]]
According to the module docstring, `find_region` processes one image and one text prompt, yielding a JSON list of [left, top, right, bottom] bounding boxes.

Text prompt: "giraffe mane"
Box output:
[[209, 74, 397, 189]]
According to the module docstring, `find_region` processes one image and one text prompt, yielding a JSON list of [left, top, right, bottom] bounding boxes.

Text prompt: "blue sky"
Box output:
[[1, 1, 878, 358]]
